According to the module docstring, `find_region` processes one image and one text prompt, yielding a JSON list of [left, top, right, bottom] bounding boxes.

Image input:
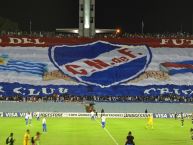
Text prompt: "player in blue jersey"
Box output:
[[42, 117, 47, 132]]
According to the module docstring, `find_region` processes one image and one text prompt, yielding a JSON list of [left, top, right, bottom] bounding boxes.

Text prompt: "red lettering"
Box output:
[[118, 48, 136, 58], [119, 56, 129, 61], [112, 58, 122, 63], [65, 65, 87, 75], [84, 59, 110, 69], [112, 57, 128, 63]]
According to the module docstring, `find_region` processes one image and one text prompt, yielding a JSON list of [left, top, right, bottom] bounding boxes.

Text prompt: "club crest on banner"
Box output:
[[49, 41, 152, 87]]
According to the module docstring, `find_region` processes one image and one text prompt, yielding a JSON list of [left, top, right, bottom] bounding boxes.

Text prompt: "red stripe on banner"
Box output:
[[162, 62, 193, 69], [0, 36, 193, 47]]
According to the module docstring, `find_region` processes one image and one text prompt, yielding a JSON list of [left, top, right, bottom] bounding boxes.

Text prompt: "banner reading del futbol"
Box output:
[[0, 39, 193, 97]]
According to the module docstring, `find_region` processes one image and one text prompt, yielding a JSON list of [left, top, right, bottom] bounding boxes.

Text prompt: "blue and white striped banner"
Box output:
[[0, 59, 47, 76]]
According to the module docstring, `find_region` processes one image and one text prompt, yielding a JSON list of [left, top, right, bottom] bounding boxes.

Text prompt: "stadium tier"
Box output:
[[0, 35, 193, 145]]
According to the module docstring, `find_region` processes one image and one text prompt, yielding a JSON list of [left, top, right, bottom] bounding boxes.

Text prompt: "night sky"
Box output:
[[0, 0, 193, 33]]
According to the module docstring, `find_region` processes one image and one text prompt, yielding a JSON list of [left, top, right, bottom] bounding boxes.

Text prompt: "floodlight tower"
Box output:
[[56, 0, 116, 37], [192, 14, 193, 34], [79, 0, 95, 37]]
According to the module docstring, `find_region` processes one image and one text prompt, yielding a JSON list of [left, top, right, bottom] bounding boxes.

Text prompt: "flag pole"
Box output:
[[29, 20, 32, 35], [142, 20, 144, 34]]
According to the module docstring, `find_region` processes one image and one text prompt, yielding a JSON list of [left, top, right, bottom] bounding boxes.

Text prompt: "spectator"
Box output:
[[181, 112, 184, 127], [174, 112, 177, 120], [101, 108, 104, 117]]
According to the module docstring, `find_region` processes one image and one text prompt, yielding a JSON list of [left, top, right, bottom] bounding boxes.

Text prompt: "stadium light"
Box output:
[[116, 28, 121, 34]]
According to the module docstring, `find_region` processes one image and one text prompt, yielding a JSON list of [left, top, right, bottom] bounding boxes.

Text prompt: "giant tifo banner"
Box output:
[[0, 36, 193, 97]]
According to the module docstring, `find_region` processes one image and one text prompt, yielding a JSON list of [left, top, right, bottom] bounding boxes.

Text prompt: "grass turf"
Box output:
[[0, 117, 192, 145]]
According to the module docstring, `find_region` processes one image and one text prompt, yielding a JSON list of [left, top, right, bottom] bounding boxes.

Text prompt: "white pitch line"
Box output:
[[96, 120, 119, 145], [104, 127, 119, 145]]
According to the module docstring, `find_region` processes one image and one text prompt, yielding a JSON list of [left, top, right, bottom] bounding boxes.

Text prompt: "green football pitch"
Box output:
[[0, 118, 192, 145]]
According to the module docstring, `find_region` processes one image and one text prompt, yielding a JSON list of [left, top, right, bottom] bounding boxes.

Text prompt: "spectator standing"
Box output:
[[95, 110, 98, 118], [174, 112, 177, 120], [181, 112, 184, 127], [101, 108, 104, 117]]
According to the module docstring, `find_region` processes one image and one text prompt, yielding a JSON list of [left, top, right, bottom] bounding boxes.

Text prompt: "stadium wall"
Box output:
[[0, 102, 192, 113]]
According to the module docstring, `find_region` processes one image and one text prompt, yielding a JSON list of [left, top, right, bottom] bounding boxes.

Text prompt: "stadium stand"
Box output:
[[0, 32, 193, 113]]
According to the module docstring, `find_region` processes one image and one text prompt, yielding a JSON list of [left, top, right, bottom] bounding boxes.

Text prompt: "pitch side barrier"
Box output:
[[0, 112, 192, 118]]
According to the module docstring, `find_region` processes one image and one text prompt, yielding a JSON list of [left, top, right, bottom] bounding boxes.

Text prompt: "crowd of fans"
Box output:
[[1, 30, 193, 38], [0, 94, 192, 103], [95, 32, 193, 38], [0, 31, 193, 103], [0, 31, 79, 38]]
